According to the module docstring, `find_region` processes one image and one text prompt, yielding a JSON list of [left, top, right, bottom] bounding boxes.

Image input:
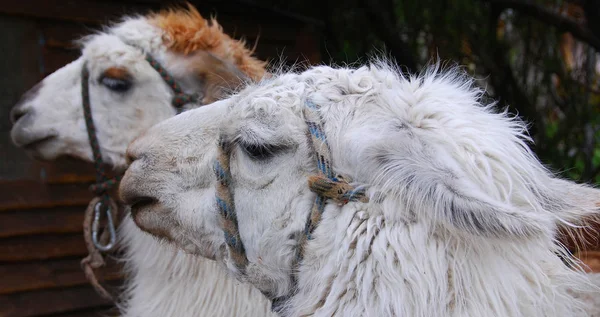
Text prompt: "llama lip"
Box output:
[[11, 128, 57, 150], [22, 135, 57, 150], [128, 196, 157, 215]]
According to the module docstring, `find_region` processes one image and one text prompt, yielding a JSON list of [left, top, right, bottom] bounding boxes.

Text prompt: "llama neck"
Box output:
[[281, 202, 592, 317], [287, 203, 414, 316]]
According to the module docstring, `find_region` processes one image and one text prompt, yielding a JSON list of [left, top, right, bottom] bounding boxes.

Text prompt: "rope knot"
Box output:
[[172, 92, 200, 109], [308, 174, 369, 205], [89, 176, 121, 195]]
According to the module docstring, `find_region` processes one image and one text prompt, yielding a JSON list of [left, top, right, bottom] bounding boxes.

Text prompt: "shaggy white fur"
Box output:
[[119, 219, 273, 316], [10, 15, 274, 317], [121, 61, 600, 317], [573, 273, 600, 316]]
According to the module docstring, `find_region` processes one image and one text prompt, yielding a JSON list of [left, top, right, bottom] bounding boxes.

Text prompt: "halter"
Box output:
[[213, 99, 369, 312], [80, 50, 199, 300]]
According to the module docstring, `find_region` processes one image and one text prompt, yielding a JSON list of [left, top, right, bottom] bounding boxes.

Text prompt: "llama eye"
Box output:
[[100, 76, 132, 92], [240, 142, 283, 160]]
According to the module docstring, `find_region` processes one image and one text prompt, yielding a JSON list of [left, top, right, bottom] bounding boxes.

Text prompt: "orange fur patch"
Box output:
[[103, 67, 131, 80], [149, 4, 266, 81]]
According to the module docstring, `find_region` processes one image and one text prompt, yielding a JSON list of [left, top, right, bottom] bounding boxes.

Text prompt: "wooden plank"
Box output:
[[30, 160, 97, 185], [0, 206, 85, 238], [0, 0, 316, 28], [0, 0, 156, 24], [0, 181, 93, 211], [0, 282, 118, 317], [48, 306, 118, 317], [0, 200, 125, 238], [0, 258, 123, 295], [0, 16, 41, 181], [42, 47, 80, 75], [0, 233, 87, 262], [0, 1, 307, 40], [38, 19, 93, 46]]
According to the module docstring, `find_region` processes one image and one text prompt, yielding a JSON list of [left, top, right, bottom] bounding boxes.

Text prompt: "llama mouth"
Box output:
[[22, 135, 57, 150], [18, 135, 59, 160], [126, 195, 181, 245], [11, 119, 58, 151]]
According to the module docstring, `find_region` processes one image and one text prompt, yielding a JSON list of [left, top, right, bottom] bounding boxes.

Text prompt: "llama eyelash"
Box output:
[[238, 141, 289, 160], [100, 76, 132, 92]]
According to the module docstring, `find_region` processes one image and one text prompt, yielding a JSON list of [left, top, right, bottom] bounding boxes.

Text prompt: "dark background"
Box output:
[[1, 0, 599, 316]]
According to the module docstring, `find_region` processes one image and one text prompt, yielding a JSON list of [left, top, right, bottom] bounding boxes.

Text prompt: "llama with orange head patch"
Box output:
[[11, 5, 275, 317]]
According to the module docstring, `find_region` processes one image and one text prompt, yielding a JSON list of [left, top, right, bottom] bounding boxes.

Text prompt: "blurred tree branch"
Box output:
[[468, 3, 542, 138], [476, 43, 542, 138], [484, 0, 600, 51]]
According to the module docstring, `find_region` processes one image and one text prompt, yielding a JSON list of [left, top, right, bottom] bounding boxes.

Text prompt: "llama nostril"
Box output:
[[126, 146, 147, 166], [11, 81, 43, 124], [126, 150, 138, 166], [10, 106, 29, 124]]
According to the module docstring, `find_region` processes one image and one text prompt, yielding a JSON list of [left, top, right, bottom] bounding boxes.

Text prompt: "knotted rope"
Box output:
[[80, 51, 201, 301], [213, 99, 369, 312], [297, 101, 369, 258]]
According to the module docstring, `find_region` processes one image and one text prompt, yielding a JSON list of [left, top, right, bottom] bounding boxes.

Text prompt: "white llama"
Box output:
[[121, 62, 600, 316]]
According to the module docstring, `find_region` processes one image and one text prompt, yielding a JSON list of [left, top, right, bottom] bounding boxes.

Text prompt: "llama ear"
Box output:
[[191, 51, 251, 104], [364, 132, 553, 239]]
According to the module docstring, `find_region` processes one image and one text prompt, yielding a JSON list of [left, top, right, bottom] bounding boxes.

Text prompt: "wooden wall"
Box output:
[[0, 1, 321, 316]]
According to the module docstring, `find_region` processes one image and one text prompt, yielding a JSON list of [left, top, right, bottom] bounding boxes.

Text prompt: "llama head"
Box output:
[[10, 6, 265, 170], [120, 63, 600, 297]]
